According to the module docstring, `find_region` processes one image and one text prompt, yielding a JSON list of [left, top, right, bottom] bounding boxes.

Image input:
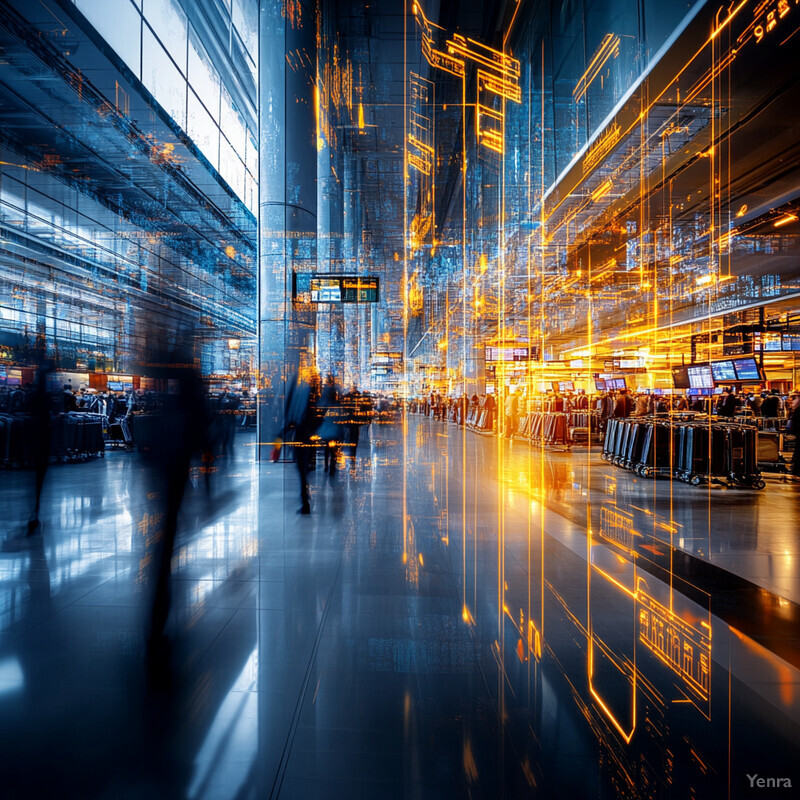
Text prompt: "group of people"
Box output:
[[411, 383, 800, 477], [596, 386, 800, 421], [282, 375, 375, 515]]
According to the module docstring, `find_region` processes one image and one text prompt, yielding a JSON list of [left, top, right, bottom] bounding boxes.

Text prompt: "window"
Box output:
[[142, 26, 187, 129], [75, 0, 142, 78]]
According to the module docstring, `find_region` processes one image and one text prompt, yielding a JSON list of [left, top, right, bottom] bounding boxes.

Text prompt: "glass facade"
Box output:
[[74, 0, 258, 214]]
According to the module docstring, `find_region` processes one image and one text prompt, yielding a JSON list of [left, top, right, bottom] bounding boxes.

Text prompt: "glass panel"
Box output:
[[232, 0, 257, 62], [187, 90, 220, 171], [188, 27, 221, 122], [220, 87, 246, 158], [644, 0, 702, 62], [219, 135, 244, 196], [245, 131, 258, 178], [75, 0, 142, 78], [143, 0, 188, 74], [550, 0, 587, 174], [141, 26, 187, 130], [244, 172, 256, 216], [584, 0, 640, 133]]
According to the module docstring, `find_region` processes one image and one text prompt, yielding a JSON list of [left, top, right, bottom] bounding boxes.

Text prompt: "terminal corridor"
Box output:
[[1, 419, 798, 798]]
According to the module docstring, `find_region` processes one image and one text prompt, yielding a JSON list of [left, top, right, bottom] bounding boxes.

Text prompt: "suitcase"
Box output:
[[756, 431, 786, 472]]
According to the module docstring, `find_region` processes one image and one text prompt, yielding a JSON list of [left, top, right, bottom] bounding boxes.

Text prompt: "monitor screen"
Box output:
[[671, 366, 690, 389], [783, 333, 800, 351], [294, 272, 379, 303], [732, 358, 760, 381], [594, 378, 607, 391], [558, 380, 574, 392], [310, 277, 342, 303], [107, 381, 123, 391], [762, 333, 782, 352], [688, 365, 713, 389], [711, 360, 737, 382]]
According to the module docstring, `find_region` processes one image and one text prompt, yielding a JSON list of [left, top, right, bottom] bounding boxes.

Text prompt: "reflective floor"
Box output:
[[0, 418, 798, 798]]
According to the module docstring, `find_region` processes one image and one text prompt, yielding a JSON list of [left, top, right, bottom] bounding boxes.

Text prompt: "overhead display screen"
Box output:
[[688, 365, 713, 388], [293, 273, 379, 303], [311, 277, 341, 302], [671, 366, 690, 389], [732, 358, 761, 381], [783, 333, 800, 351], [711, 360, 737, 382], [762, 332, 782, 351]]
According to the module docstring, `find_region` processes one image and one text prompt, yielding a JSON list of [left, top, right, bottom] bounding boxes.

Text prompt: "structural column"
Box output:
[[258, 0, 317, 458], [316, 66, 345, 380]]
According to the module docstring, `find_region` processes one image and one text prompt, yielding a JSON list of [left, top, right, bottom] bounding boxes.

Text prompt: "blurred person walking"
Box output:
[[283, 374, 321, 514], [318, 375, 342, 476]]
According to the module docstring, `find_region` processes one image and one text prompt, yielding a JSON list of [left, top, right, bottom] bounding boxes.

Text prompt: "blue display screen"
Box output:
[[732, 358, 760, 381], [711, 361, 737, 382]]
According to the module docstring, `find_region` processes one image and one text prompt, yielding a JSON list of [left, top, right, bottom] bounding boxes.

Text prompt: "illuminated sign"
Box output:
[[414, 3, 520, 154], [687, 365, 713, 389], [753, 0, 799, 44], [710, 360, 736, 382], [293, 273, 380, 303], [732, 358, 761, 381]]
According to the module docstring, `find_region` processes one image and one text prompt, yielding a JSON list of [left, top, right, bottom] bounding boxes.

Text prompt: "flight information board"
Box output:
[[753, 331, 800, 351], [711, 360, 737, 382], [688, 365, 713, 389], [732, 357, 761, 381], [485, 346, 533, 362], [293, 273, 379, 303]]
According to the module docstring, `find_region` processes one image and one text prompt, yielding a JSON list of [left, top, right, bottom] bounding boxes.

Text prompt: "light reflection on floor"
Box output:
[[0, 420, 797, 798]]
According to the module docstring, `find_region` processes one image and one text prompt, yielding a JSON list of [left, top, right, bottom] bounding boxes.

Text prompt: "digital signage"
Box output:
[[293, 273, 379, 303], [710, 360, 737, 382], [688, 365, 713, 389], [732, 358, 761, 381], [671, 366, 690, 389], [485, 346, 532, 362]]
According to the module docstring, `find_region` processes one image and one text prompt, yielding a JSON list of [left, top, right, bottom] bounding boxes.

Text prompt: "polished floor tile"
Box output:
[[0, 419, 798, 798]]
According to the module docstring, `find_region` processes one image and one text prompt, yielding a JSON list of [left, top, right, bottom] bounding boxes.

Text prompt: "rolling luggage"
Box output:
[[756, 431, 786, 473]]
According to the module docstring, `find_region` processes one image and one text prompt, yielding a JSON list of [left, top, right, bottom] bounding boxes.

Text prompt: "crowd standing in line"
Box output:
[[407, 385, 800, 478]]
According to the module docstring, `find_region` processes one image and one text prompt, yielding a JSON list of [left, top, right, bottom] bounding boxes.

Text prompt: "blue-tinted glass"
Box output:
[[188, 28, 221, 121], [143, 0, 188, 74], [141, 26, 186, 129], [75, 0, 142, 78], [188, 90, 220, 170]]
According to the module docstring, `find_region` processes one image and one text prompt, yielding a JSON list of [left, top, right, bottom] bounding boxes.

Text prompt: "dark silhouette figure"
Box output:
[[613, 389, 633, 418], [143, 362, 210, 666], [284, 375, 320, 514], [343, 385, 362, 459], [26, 358, 54, 535], [318, 375, 341, 476]]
